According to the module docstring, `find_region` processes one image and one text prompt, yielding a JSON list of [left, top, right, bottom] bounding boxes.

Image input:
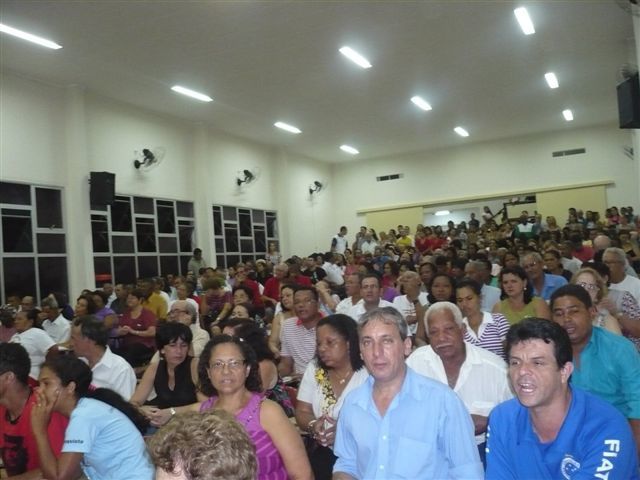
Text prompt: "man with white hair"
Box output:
[[595, 236, 638, 277], [406, 302, 512, 462], [605, 247, 640, 304]]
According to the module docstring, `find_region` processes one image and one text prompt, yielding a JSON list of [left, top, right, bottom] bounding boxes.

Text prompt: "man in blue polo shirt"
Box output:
[[550, 284, 640, 456], [522, 252, 567, 301], [486, 318, 638, 479]]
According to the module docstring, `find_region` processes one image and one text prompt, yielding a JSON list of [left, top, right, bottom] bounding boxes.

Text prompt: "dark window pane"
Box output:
[[93, 257, 112, 279], [213, 208, 222, 236], [37, 234, 66, 253], [180, 256, 191, 276], [113, 256, 136, 285], [224, 226, 238, 252], [112, 236, 135, 254], [136, 219, 156, 252], [134, 196, 154, 214], [0, 182, 31, 205], [91, 214, 109, 252], [2, 210, 33, 252], [157, 202, 175, 234], [266, 212, 278, 238], [223, 206, 237, 222], [90, 202, 107, 211], [252, 209, 265, 224], [216, 255, 226, 269], [178, 224, 194, 252], [239, 210, 252, 236], [35, 188, 63, 229], [111, 197, 132, 232], [177, 201, 194, 218], [138, 256, 158, 278], [227, 255, 240, 268], [242, 255, 255, 264], [38, 257, 68, 298], [159, 237, 177, 253], [241, 239, 254, 253], [215, 238, 225, 253], [160, 256, 179, 277], [254, 228, 266, 254], [3, 257, 36, 298]]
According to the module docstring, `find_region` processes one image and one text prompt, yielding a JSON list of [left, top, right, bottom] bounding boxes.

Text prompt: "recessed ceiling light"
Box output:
[[435, 210, 450, 216], [274, 122, 302, 134], [171, 85, 213, 102], [562, 109, 574, 121], [410, 96, 432, 111], [0, 23, 62, 49], [514, 7, 535, 35], [544, 72, 559, 89], [340, 145, 359, 155], [339, 46, 372, 69], [454, 126, 469, 137]]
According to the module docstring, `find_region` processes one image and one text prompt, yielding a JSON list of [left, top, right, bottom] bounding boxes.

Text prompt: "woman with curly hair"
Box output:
[[194, 336, 311, 480]]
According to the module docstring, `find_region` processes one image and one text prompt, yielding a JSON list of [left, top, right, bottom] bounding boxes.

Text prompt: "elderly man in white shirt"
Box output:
[[40, 296, 71, 344]]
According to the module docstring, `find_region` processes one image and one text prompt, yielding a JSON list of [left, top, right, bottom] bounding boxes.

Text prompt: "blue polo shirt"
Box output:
[[571, 326, 640, 419], [533, 273, 568, 301], [486, 387, 639, 479], [333, 367, 483, 479]]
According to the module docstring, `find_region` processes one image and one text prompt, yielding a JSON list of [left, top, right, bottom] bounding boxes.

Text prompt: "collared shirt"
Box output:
[[347, 299, 395, 323], [333, 367, 483, 479], [532, 273, 568, 301], [463, 311, 510, 359], [406, 342, 512, 444], [87, 346, 137, 400], [322, 262, 345, 285], [392, 293, 429, 335], [10, 328, 55, 379], [335, 296, 356, 315], [571, 326, 640, 419], [486, 387, 640, 479], [42, 313, 71, 343], [481, 284, 501, 312], [279, 317, 317, 374]]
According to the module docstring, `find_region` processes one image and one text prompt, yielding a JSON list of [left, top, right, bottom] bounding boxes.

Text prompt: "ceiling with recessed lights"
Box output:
[[0, 1, 635, 163]]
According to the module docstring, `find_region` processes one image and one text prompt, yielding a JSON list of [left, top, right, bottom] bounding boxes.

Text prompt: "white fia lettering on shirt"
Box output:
[[594, 439, 620, 480]]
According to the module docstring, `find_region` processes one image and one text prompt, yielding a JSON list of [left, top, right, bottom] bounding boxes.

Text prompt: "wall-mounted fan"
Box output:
[[236, 167, 261, 186], [615, 0, 640, 16], [134, 147, 165, 171]]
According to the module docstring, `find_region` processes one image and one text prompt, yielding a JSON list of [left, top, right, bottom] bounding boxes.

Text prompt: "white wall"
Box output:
[[334, 124, 636, 234]]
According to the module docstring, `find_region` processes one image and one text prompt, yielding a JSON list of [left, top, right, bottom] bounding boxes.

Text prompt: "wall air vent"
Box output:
[[551, 148, 586, 158], [376, 173, 404, 182]]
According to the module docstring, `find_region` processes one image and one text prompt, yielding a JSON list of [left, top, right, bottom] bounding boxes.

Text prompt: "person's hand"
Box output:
[[598, 298, 617, 316], [31, 389, 58, 434], [406, 314, 417, 325], [145, 407, 173, 427], [315, 415, 337, 447], [470, 414, 488, 435]]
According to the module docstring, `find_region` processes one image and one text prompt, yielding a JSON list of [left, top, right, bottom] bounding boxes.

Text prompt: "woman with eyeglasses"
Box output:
[[192, 336, 312, 480], [572, 267, 622, 335]]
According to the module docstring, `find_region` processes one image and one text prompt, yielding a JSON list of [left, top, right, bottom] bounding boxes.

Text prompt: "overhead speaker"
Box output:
[[90, 172, 116, 205], [617, 73, 640, 129]]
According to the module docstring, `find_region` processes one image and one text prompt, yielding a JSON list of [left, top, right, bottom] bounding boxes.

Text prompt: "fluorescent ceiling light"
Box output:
[[454, 126, 469, 137], [514, 7, 535, 35], [410, 96, 432, 111], [544, 72, 559, 89], [274, 122, 301, 134], [562, 109, 574, 121], [339, 46, 372, 69], [435, 210, 450, 216], [340, 145, 359, 155], [0, 23, 62, 49], [171, 85, 213, 102]]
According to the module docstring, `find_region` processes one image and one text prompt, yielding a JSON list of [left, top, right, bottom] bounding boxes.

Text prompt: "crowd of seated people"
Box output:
[[1, 204, 639, 479]]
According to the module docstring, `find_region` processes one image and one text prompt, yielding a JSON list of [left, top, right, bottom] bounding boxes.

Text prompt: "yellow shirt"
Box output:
[[143, 292, 167, 321]]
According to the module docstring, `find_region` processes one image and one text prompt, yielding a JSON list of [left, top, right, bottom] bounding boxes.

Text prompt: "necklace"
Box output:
[[333, 368, 354, 385]]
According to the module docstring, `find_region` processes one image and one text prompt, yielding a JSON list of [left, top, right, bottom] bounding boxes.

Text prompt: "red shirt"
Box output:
[[119, 307, 157, 349], [240, 279, 264, 309], [263, 277, 281, 303], [572, 245, 594, 263], [0, 390, 69, 475]]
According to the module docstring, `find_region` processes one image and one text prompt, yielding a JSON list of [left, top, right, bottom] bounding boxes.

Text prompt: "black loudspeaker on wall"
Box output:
[[90, 172, 116, 205], [617, 73, 640, 129]]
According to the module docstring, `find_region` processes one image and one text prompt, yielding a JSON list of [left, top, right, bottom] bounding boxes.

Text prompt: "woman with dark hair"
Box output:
[[382, 260, 400, 289], [493, 266, 550, 325], [91, 290, 118, 329], [268, 284, 295, 357], [295, 314, 368, 479], [30, 356, 153, 479], [234, 322, 294, 417], [414, 273, 457, 346], [10, 308, 56, 381], [232, 284, 254, 305], [114, 288, 157, 367], [193, 336, 312, 480], [130, 322, 204, 427], [74, 294, 97, 317]]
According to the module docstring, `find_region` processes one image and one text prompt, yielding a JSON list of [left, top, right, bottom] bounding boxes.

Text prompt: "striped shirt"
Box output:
[[463, 311, 510, 359], [280, 317, 317, 374]]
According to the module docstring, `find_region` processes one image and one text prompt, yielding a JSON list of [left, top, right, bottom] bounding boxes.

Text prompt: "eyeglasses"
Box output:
[[209, 359, 245, 371], [577, 282, 599, 292]]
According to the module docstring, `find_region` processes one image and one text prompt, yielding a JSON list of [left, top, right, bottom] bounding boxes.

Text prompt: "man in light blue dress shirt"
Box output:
[[332, 307, 483, 479]]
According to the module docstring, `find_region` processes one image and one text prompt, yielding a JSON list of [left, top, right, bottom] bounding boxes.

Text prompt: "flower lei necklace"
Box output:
[[315, 366, 337, 415]]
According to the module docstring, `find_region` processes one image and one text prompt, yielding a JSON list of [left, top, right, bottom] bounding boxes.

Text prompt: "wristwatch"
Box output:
[[170, 407, 176, 416]]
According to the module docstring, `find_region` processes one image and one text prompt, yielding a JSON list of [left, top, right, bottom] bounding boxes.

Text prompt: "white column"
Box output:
[[633, 10, 640, 208], [63, 85, 94, 295], [192, 123, 216, 267], [273, 148, 291, 258]]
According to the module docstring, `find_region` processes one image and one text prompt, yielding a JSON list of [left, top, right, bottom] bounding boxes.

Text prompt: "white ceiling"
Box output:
[[0, 1, 635, 163]]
